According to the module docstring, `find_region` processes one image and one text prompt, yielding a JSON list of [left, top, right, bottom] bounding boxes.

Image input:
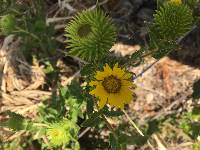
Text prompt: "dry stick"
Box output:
[[123, 110, 144, 136], [132, 59, 160, 81], [33, 123, 50, 128], [78, 127, 91, 139]]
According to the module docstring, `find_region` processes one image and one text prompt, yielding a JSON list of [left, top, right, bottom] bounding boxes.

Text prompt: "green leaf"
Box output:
[[1, 111, 32, 131], [43, 61, 54, 74], [68, 80, 83, 100], [86, 96, 94, 115], [81, 64, 95, 77], [103, 109, 124, 117], [192, 79, 200, 99], [81, 111, 102, 127], [0, 14, 16, 35], [109, 133, 120, 150], [130, 48, 145, 67]]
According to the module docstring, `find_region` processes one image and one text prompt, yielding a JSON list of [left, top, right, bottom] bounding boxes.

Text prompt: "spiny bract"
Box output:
[[46, 119, 79, 147], [152, 1, 193, 40], [0, 14, 16, 35], [65, 9, 116, 62]]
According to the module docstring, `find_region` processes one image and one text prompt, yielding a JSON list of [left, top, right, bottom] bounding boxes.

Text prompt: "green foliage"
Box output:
[[65, 8, 116, 62], [103, 109, 124, 117], [150, 37, 178, 59], [0, 0, 15, 14], [46, 119, 79, 147], [81, 111, 103, 127], [149, 1, 193, 58], [179, 108, 200, 139], [0, 14, 16, 35], [183, 0, 200, 8], [153, 2, 193, 40], [193, 141, 200, 150], [0, 111, 32, 131]]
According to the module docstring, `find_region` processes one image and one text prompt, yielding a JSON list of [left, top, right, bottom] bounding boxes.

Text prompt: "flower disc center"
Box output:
[[51, 129, 61, 137], [102, 75, 121, 93]]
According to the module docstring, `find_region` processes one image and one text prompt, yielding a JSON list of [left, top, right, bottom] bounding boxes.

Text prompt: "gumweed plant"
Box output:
[[0, 0, 199, 149]]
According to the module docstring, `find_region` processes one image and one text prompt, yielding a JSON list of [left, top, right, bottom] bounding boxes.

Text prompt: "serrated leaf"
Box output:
[[86, 96, 94, 115], [131, 48, 145, 60], [103, 109, 124, 117], [81, 111, 102, 127], [1, 111, 32, 131], [68, 80, 83, 100]]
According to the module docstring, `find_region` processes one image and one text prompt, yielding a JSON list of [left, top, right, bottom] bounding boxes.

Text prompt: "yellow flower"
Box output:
[[170, 0, 182, 4], [89, 63, 134, 109]]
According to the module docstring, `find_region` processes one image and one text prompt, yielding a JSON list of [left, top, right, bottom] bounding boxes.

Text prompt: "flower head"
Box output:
[[46, 119, 79, 147], [170, 0, 182, 5], [46, 122, 70, 147], [65, 9, 116, 62], [0, 14, 16, 35], [89, 63, 134, 109]]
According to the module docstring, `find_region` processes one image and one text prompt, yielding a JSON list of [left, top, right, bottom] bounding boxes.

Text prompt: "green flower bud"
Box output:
[[0, 14, 16, 35], [65, 9, 116, 62], [152, 2, 193, 40]]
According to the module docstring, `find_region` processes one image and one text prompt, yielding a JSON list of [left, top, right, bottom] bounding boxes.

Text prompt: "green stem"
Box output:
[[13, 27, 46, 52], [123, 110, 144, 136], [15, 27, 41, 41], [33, 123, 50, 128], [141, 50, 156, 58]]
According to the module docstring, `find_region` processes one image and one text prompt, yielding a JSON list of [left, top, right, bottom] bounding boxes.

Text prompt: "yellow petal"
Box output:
[[89, 89, 97, 95], [112, 64, 125, 79], [120, 86, 133, 103], [89, 81, 100, 86], [89, 84, 108, 98], [95, 71, 107, 80], [122, 72, 132, 79], [98, 97, 107, 109], [121, 80, 133, 86], [103, 63, 112, 75], [113, 63, 118, 69], [107, 94, 124, 109]]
